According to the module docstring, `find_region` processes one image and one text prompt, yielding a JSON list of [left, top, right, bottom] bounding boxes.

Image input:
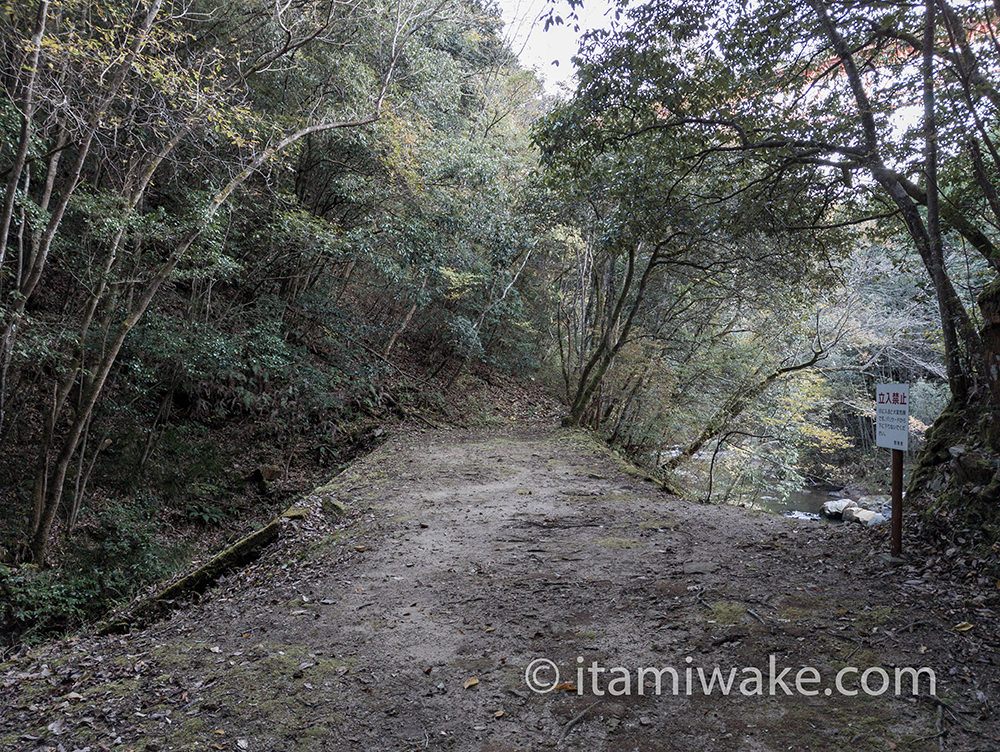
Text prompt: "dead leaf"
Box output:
[[493, 710, 504, 718], [554, 682, 577, 692], [463, 677, 479, 689], [953, 621, 974, 632], [354, 545, 367, 552]]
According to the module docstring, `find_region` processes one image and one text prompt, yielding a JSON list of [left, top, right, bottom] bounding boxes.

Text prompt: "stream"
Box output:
[[662, 447, 858, 521], [751, 486, 841, 520]]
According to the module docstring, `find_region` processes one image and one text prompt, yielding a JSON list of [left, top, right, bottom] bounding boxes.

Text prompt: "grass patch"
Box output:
[[710, 601, 747, 625]]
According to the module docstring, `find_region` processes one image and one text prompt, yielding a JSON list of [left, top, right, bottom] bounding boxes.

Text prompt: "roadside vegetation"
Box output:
[[2, 0, 998, 645]]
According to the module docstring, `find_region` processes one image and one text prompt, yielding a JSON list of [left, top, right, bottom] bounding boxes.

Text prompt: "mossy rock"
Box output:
[[322, 497, 347, 516], [98, 500, 314, 634]]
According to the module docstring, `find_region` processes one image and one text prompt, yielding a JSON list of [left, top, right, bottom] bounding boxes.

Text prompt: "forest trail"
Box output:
[[2, 425, 998, 751]]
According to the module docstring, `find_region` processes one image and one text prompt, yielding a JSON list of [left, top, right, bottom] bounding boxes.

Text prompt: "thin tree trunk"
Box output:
[[384, 275, 427, 357], [29, 117, 386, 564], [811, 0, 980, 399], [0, 0, 48, 276]]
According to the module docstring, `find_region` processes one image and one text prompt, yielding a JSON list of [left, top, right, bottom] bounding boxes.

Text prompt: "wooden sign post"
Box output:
[[875, 383, 909, 558]]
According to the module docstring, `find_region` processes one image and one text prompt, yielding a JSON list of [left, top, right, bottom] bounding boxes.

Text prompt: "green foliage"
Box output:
[[185, 500, 229, 527], [0, 564, 92, 644], [444, 315, 484, 359], [0, 0, 550, 614], [0, 498, 179, 644], [529, 0, 989, 504]]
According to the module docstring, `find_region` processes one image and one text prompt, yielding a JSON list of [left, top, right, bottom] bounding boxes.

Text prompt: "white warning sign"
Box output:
[[876, 383, 909, 451]]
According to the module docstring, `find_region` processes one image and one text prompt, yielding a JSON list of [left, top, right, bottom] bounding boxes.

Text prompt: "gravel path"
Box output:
[[3, 425, 998, 751]]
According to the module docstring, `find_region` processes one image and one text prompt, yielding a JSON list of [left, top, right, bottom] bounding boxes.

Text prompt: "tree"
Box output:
[[0, 0, 453, 563], [534, 81, 849, 434], [542, 0, 1000, 514]]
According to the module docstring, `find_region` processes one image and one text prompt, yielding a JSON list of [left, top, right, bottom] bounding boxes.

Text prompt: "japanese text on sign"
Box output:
[[876, 383, 909, 451]]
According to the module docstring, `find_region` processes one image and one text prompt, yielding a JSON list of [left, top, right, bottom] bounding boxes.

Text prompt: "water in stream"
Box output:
[[664, 447, 851, 521], [751, 486, 840, 520]]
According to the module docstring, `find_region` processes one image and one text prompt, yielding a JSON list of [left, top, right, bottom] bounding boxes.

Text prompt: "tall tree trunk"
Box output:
[[923, 0, 967, 400], [0, 0, 48, 276], [811, 0, 981, 401]]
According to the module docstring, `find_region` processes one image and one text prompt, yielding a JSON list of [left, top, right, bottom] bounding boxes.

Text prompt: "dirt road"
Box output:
[[3, 425, 997, 751]]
